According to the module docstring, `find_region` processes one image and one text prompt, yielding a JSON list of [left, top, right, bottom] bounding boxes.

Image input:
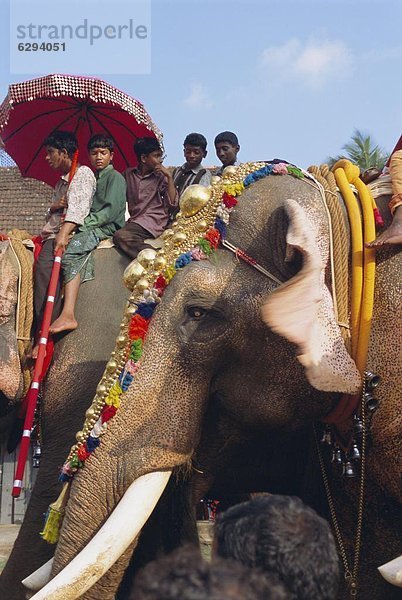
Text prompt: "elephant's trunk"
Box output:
[[30, 293, 211, 599], [29, 471, 171, 600]]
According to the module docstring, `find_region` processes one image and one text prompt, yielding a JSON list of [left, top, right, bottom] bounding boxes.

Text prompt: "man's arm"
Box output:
[[54, 166, 96, 253], [54, 221, 77, 253], [84, 172, 127, 228], [155, 165, 178, 207], [63, 166, 96, 226]]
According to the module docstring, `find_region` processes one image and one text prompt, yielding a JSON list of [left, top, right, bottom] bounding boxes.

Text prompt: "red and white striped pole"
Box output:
[[12, 249, 63, 497]]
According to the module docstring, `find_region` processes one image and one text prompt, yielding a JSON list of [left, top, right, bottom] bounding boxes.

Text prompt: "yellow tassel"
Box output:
[[40, 482, 70, 544]]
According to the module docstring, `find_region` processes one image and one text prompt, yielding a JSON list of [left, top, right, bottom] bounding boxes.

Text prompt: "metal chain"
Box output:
[[314, 380, 367, 599]]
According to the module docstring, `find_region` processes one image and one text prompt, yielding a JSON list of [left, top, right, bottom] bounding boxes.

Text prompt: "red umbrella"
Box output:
[[0, 73, 163, 185]]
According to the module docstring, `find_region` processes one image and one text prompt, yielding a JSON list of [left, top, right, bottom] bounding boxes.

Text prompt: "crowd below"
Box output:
[[130, 494, 340, 599]]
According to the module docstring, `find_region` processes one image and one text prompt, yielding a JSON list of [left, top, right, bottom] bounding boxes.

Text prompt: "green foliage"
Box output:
[[327, 130, 389, 171]]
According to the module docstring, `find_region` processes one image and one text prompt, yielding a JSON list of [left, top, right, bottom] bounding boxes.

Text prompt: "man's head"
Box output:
[[214, 131, 240, 168], [214, 495, 340, 600], [134, 137, 163, 173], [87, 134, 114, 171], [43, 130, 78, 172], [183, 132, 208, 169], [131, 545, 288, 600]]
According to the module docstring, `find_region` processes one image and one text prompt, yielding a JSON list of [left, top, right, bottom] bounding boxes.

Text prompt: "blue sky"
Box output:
[[0, 0, 400, 169]]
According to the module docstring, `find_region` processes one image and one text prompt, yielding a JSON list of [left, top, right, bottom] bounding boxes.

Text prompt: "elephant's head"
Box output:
[[0, 239, 24, 409], [30, 172, 361, 599]]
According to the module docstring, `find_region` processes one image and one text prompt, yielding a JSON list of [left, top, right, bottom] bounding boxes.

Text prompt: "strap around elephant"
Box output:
[[221, 239, 282, 285]]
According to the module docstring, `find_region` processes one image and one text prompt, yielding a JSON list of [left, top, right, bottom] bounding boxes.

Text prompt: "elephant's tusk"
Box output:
[[30, 470, 172, 600], [378, 555, 402, 587], [22, 557, 54, 591]]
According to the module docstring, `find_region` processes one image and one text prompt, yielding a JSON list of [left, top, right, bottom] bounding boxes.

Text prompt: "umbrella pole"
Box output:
[[12, 249, 63, 497]]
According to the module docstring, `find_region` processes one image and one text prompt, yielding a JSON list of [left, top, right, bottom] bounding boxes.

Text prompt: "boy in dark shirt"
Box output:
[[113, 137, 178, 259], [172, 133, 212, 197], [214, 131, 240, 176]]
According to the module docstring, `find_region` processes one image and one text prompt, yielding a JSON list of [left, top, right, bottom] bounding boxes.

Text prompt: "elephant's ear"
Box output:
[[262, 199, 361, 394]]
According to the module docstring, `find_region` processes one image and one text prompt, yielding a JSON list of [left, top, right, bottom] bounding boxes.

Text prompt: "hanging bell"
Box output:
[[364, 393, 379, 413], [365, 371, 380, 390], [321, 427, 332, 445], [353, 416, 363, 435], [32, 443, 41, 469], [342, 459, 357, 478], [334, 447, 343, 465], [350, 443, 361, 461]]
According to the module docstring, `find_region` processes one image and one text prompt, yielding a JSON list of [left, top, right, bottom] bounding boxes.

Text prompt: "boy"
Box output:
[[113, 137, 178, 259], [33, 130, 96, 353], [214, 131, 240, 176], [50, 134, 126, 334], [367, 134, 402, 247], [172, 133, 212, 197]]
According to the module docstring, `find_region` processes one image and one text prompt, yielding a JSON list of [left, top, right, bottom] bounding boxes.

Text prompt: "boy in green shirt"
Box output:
[[50, 134, 126, 334]]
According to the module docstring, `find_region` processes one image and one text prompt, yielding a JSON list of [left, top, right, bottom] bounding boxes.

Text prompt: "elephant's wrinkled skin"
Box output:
[[2, 173, 401, 600], [0, 247, 129, 600]]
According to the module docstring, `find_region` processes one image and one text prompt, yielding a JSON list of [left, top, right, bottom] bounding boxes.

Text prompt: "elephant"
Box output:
[[0, 243, 130, 600], [1, 164, 401, 600]]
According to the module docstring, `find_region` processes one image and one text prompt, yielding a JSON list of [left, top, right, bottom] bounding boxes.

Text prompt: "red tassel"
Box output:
[[222, 192, 237, 209], [154, 275, 168, 293], [101, 405, 117, 423], [373, 208, 384, 227], [129, 314, 149, 341], [77, 445, 90, 461], [205, 228, 220, 249]]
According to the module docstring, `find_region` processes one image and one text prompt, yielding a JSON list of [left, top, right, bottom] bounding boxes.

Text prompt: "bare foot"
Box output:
[[366, 221, 402, 248], [50, 316, 78, 334], [30, 344, 48, 360]]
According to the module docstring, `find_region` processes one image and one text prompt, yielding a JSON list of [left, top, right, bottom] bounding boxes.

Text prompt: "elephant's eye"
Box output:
[[187, 306, 207, 320]]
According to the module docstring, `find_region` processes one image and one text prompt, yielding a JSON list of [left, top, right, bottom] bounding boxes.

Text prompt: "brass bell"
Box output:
[[32, 443, 41, 468], [350, 443, 360, 461], [179, 184, 212, 217], [364, 392, 379, 413], [353, 416, 363, 435], [334, 448, 343, 465], [211, 175, 221, 185], [365, 371, 380, 390], [321, 427, 332, 445], [342, 459, 357, 478]]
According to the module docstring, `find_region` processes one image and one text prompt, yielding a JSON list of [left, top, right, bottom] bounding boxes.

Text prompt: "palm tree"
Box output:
[[327, 130, 388, 171]]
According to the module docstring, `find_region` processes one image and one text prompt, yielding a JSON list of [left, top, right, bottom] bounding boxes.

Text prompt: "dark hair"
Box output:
[[183, 133, 207, 151], [87, 134, 114, 151], [214, 131, 239, 146], [134, 137, 161, 161], [214, 495, 340, 600], [131, 545, 288, 600], [43, 130, 78, 158]]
